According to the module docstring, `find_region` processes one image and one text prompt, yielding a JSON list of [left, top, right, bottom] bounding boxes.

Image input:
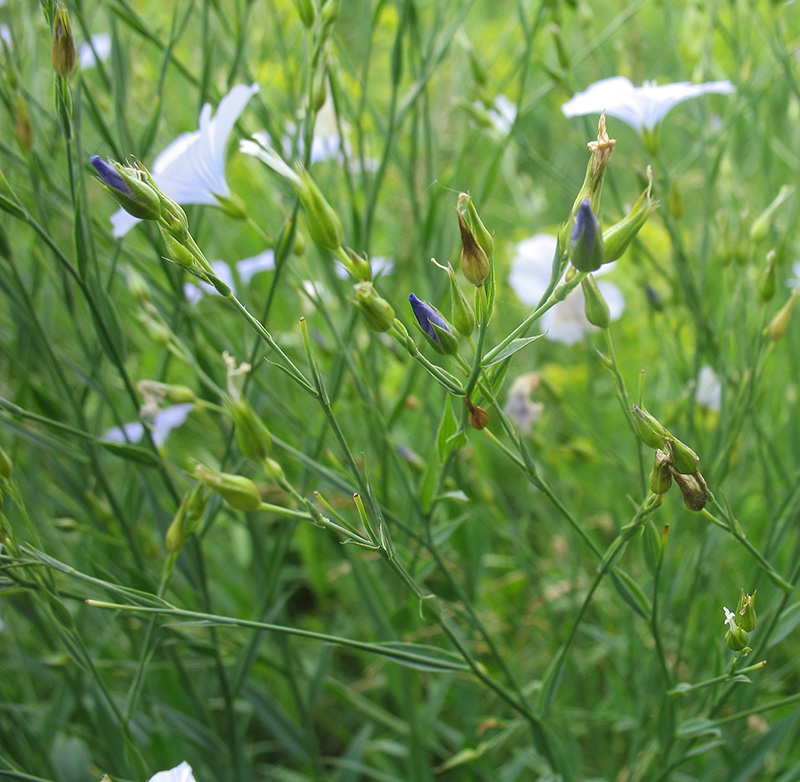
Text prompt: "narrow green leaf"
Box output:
[[482, 335, 543, 367], [97, 440, 160, 466]]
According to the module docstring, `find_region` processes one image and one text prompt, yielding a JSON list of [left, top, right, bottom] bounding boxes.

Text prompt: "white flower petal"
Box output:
[[111, 83, 259, 236], [148, 762, 198, 782], [723, 606, 737, 632], [236, 250, 275, 284], [78, 33, 111, 69], [695, 365, 722, 411], [562, 77, 735, 134], [508, 234, 559, 307], [487, 94, 517, 136]]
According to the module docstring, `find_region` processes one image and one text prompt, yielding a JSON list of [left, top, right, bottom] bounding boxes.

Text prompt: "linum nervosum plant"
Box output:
[[82, 109, 792, 774], [3, 2, 800, 781]]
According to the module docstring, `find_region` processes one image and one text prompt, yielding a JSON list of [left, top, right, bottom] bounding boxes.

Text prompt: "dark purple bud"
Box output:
[[569, 199, 605, 272], [409, 293, 449, 342], [90, 155, 132, 196]]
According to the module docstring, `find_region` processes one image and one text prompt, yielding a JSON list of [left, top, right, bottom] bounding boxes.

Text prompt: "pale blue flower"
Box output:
[[78, 33, 111, 69], [562, 76, 735, 134], [508, 233, 624, 345], [695, 365, 721, 411], [111, 83, 259, 237], [486, 94, 517, 136], [148, 762, 197, 782], [103, 403, 194, 448], [183, 250, 274, 303]]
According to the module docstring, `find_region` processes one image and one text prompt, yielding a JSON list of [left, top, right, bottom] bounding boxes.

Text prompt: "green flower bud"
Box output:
[[724, 606, 749, 652], [346, 247, 372, 281], [227, 398, 273, 462], [736, 590, 757, 632], [666, 437, 699, 475], [631, 405, 670, 450], [725, 625, 749, 652], [165, 484, 206, 553], [581, 273, 610, 329], [769, 290, 800, 342], [648, 449, 673, 495], [294, 0, 316, 27], [602, 171, 658, 262], [757, 250, 777, 303], [295, 166, 342, 250], [51, 6, 77, 78], [450, 267, 476, 337], [262, 457, 286, 483], [159, 227, 200, 272], [750, 185, 793, 243], [353, 281, 395, 332], [193, 463, 262, 512]]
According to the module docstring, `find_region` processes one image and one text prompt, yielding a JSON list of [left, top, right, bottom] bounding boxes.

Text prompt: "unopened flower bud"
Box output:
[[757, 250, 777, 303], [14, 93, 33, 153], [670, 467, 709, 511], [736, 589, 757, 632], [631, 405, 670, 450], [295, 166, 342, 250], [262, 457, 286, 483], [649, 449, 672, 495], [353, 281, 395, 332], [666, 437, 699, 475], [750, 185, 793, 243], [446, 263, 476, 337], [90, 156, 162, 221], [458, 193, 494, 261], [51, 6, 77, 78], [457, 205, 491, 287], [227, 398, 273, 462], [193, 463, 262, 512], [166, 484, 206, 552], [581, 273, 610, 329], [159, 227, 200, 272], [346, 247, 372, 281], [602, 169, 658, 262], [408, 293, 459, 355], [725, 625, 749, 652], [293, 0, 315, 27], [769, 290, 800, 342], [724, 606, 749, 652], [569, 199, 605, 272]]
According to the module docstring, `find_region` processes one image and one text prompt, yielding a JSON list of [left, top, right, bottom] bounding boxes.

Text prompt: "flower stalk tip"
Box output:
[[51, 5, 77, 78]]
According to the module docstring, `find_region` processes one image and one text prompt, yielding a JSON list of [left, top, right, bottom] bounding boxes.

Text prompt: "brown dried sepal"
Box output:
[[669, 467, 709, 511]]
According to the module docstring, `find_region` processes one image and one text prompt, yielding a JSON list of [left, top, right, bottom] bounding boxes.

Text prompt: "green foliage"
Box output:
[[1, 0, 800, 781]]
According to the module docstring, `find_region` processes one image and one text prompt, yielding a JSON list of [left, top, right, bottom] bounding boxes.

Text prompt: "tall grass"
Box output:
[[1, 0, 800, 780]]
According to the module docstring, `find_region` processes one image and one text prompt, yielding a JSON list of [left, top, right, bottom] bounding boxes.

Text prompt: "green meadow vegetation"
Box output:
[[2, 0, 800, 779]]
